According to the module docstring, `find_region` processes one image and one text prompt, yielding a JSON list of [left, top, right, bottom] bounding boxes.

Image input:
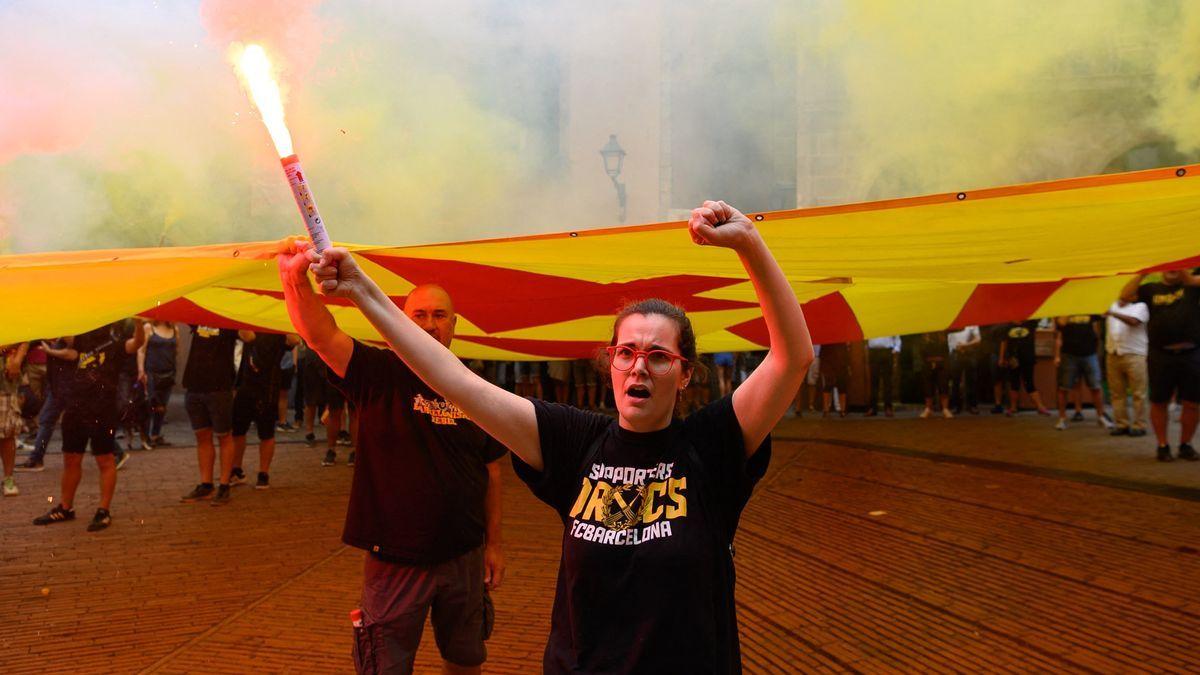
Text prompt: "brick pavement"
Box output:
[[2, 414, 1200, 673]]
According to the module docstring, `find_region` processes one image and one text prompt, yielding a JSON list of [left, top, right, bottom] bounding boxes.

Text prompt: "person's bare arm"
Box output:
[[688, 201, 813, 456], [296, 242, 544, 470], [1107, 308, 1143, 327], [1054, 320, 1063, 366], [137, 323, 151, 380], [124, 320, 147, 355], [483, 458, 505, 591], [5, 343, 27, 381], [278, 247, 354, 377], [1120, 274, 1145, 303], [42, 339, 78, 362]]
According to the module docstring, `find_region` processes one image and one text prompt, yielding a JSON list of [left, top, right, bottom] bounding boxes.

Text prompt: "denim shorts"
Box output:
[[1059, 353, 1100, 390]]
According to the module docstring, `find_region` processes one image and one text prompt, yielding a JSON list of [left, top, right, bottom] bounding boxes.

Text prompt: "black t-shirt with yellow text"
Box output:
[[1058, 315, 1101, 357], [513, 395, 770, 674], [66, 323, 131, 423], [1004, 320, 1040, 360], [1137, 283, 1200, 349], [328, 341, 506, 564]]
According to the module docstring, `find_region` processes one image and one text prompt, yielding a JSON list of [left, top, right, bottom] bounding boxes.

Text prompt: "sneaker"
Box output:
[[305, 433, 316, 446], [1179, 444, 1199, 462], [991, 404, 1005, 415], [255, 472, 270, 490], [1071, 411, 1084, 422], [115, 452, 130, 471], [1036, 408, 1052, 417], [2, 476, 18, 497], [1055, 418, 1068, 431], [181, 483, 215, 502], [338, 430, 353, 446], [1130, 428, 1148, 437], [87, 508, 112, 532], [1110, 427, 1130, 436], [15, 438, 32, 451], [211, 484, 232, 506], [919, 407, 932, 419], [139, 436, 153, 451], [151, 435, 170, 447], [15, 458, 43, 472], [1005, 408, 1015, 417], [942, 408, 954, 419], [275, 422, 296, 432], [322, 449, 337, 467], [1157, 445, 1174, 462], [230, 467, 247, 486], [1097, 416, 1114, 430], [347, 451, 355, 467], [33, 504, 75, 525], [884, 408, 894, 418]]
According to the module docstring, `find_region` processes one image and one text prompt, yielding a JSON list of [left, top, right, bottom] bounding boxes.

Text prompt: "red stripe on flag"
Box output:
[[1139, 254, 1200, 274], [728, 292, 863, 346], [950, 281, 1066, 328], [361, 255, 755, 334], [141, 298, 269, 332]]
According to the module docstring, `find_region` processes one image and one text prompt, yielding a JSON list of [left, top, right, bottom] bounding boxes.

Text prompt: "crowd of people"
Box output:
[[0, 197, 1196, 673], [786, 269, 1200, 463], [1, 271, 1197, 526]]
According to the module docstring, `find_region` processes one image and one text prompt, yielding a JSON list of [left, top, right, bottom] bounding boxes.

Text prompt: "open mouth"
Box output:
[[626, 384, 651, 400]]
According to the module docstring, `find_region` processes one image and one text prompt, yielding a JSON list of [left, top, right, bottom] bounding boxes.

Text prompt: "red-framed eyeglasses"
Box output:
[[605, 345, 688, 375]]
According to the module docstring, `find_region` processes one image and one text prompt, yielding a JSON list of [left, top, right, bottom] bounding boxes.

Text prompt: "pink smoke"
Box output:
[[0, 25, 134, 164], [200, 0, 326, 80]]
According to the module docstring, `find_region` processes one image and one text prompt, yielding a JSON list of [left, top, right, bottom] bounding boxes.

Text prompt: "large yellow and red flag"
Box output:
[[4, 164, 1197, 359]]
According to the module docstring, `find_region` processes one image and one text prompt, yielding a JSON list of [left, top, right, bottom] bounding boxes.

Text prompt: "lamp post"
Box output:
[[599, 134, 627, 223]]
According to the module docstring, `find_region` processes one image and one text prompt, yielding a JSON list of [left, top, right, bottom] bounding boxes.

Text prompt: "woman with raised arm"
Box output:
[[285, 200, 813, 674]]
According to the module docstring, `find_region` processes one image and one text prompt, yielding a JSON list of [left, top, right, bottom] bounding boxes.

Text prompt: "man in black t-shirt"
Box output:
[[280, 264, 507, 674], [230, 332, 297, 489], [1053, 315, 1110, 431], [180, 325, 255, 505], [1122, 269, 1200, 461], [33, 320, 145, 531]]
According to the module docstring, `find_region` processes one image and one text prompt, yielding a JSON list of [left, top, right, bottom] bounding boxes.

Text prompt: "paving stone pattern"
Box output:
[[2, 414, 1199, 673]]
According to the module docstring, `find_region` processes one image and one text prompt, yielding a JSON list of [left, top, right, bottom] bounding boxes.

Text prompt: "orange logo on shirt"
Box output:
[[412, 393, 468, 426]]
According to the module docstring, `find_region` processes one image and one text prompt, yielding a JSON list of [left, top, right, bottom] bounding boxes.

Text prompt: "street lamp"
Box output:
[[599, 134, 627, 223]]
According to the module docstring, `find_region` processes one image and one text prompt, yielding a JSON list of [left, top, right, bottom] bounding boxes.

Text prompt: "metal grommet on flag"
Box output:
[[956, 192, 967, 201], [1177, 168, 1187, 177]]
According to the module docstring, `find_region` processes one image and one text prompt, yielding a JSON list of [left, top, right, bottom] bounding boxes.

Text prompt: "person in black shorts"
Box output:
[[231, 332, 296, 489], [286, 199, 814, 673], [998, 319, 1050, 416], [300, 341, 346, 465], [1122, 269, 1200, 461], [180, 325, 254, 506], [33, 320, 145, 531]]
